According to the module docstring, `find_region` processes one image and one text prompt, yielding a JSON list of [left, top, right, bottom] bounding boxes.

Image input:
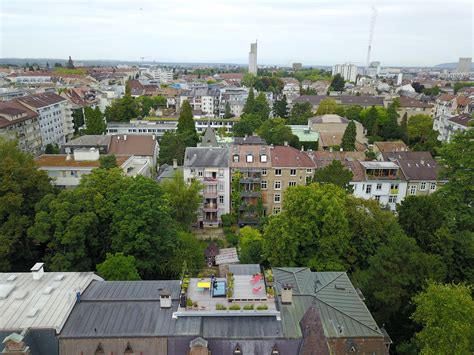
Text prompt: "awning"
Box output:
[[197, 281, 211, 288]]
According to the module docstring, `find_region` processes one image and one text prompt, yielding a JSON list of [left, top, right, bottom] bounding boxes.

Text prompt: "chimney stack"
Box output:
[[1, 331, 31, 355], [30, 263, 44, 281], [159, 289, 172, 308], [284, 141, 288, 146], [123, 135, 127, 141], [281, 283, 293, 305], [173, 159, 178, 169]]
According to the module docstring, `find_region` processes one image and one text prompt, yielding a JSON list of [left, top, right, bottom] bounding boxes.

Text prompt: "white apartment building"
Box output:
[[219, 87, 249, 118], [348, 161, 407, 212], [146, 67, 173, 84], [332, 63, 358, 83], [17, 92, 73, 147], [13, 74, 52, 85], [183, 147, 231, 228]]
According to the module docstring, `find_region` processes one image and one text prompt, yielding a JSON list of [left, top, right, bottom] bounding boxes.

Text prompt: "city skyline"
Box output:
[[1, 0, 472, 67]]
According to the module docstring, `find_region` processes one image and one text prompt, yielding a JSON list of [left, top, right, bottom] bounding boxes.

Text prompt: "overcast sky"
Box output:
[[0, 0, 472, 66]]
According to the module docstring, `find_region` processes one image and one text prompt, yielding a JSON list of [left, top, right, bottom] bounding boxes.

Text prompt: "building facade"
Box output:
[[248, 42, 258, 75], [332, 63, 358, 83]]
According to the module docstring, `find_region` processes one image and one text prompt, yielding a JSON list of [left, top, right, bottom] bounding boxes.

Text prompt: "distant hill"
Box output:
[[435, 62, 474, 70]]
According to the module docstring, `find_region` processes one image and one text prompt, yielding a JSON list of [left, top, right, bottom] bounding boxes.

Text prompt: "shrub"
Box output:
[[229, 304, 241, 311], [243, 304, 254, 310], [266, 287, 274, 297], [186, 298, 193, 307], [215, 303, 227, 310], [193, 301, 198, 308], [256, 304, 268, 310]]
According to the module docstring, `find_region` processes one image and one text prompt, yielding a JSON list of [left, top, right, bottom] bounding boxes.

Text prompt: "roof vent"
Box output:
[[42, 286, 55, 295], [0, 284, 16, 300], [31, 262, 44, 280], [27, 307, 39, 318], [54, 274, 65, 282], [7, 275, 17, 282], [14, 290, 29, 300], [335, 284, 346, 290]]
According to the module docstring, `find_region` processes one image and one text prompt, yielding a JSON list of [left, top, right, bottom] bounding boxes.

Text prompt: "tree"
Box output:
[[224, 102, 234, 118], [84, 106, 106, 135], [316, 98, 339, 115], [341, 120, 356, 151], [99, 154, 117, 169], [262, 183, 350, 270], [96, 252, 141, 280], [313, 160, 353, 191], [411, 82, 425, 93], [257, 118, 300, 147], [253, 92, 271, 120], [330, 73, 345, 91], [243, 89, 255, 115], [232, 113, 262, 137], [239, 226, 264, 264], [161, 170, 202, 229], [168, 232, 205, 277], [344, 105, 363, 122], [157, 132, 186, 165], [407, 114, 440, 154], [177, 100, 198, 147], [119, 83, 138, 121], [412, 283, 474, 354], [44, 143, 59, 154], [136, 95, 166, 117], [242, 73, 256, 88], [0, 138, 53, 271], [400, 112, 408, 143], [288, 102, 313, 125], [379, 102, 402, 141], [72, 108, 84, 134], [272, 95, 288, 118]]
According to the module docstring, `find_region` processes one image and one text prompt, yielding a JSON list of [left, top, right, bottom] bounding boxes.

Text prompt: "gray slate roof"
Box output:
[[382, 151, 440, 181], [272, 268, 384, 339], [184, 147, 228, 168]]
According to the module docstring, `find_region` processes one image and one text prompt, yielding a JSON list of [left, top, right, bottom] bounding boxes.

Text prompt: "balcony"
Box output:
[[203, 204, 218, 212], [390, 188, 399, 195], [239, 177, 260, 184], [240, 191, 261, 198], [203, 191, 218, 199], [203, 177, 218, 185]]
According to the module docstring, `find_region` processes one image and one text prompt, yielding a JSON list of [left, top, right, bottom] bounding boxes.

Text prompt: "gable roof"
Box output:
[[398, 96, 432, 108], [0, 100, 39, 128], [448, 113, 473, 127], [270, 145, 315, 168], [16, 92, 66, 108], [374, 141, 408, 153], [184, 147, 228, 168], [108, 134, 157, 156], [382, 151, 440, 181], [200, 126, 218, 147]]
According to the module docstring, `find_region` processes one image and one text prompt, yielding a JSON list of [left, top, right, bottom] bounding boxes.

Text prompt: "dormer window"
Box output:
[[260, 154, 267, 163], [233, 344, 242, 354], [246, 154, 254, 163], [233, 154, 239, 163]]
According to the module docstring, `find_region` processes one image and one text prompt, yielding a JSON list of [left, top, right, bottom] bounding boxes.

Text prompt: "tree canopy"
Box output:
[[330, 73, 345, 91], [96, 252, 141, 280], [313, 160, 353, 191], [341, 120, 356, 151], [239, 226, 264, 264], [316, 98, 338, 115], [288, 102, 313, 125], [83, 106, 106, 135], [257, 118, 300, 148]]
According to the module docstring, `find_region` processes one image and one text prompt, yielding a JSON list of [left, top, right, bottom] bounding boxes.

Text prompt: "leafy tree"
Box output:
[[243, 89, 255, 115], [232, 113, 262, 137], [104, 83, 138, 122], [168, 232, 205, 276], [379, 102, 402, 140], [111, 176, 179, 278], [96, 252, 141, 280], [407, 114, 440, 154], [400, 112, 408, 143], [84, 106, 106, 135], [44, 143, 59, 154], [412, 282, 474, 354], [177, 100, 199, 147], [411, 82, 425, 93], [421, 86, 441, 96], [0, 138, 53, 271], [344, 105, 363, 122], [254, 76, 284, 94], [288, 102, 313, 124], [263, 183, 350, 270], [341, 120, 356, 151], [257, 118, 300, 147], [224, 102, 234, 118], [272, 95, 288, 118], [99, 154, 117, 169], [316, 98, 339, 115], [313, 160, 353, 191], [157, 132, 185, 165], [253, 92, 271, 120], [453, 81, 474, 94], [330, 73, 345, 91], [242, 73, 256, 88], [239, 226, 264, 264], [161, 170, 202, 229], [72, 108, 84, 133], [136, 95, 166, 117]]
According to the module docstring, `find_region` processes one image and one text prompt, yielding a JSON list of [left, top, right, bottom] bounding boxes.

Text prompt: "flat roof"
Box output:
[[360, 161, 399, 169]]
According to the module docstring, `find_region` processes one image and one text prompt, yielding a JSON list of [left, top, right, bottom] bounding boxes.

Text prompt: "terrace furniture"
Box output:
[[252, 286, 262, 293], [250, 274, 261, 284], [197, 281, 211, 289]]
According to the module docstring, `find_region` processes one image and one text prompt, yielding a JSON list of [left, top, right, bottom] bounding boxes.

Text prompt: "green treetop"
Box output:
[[341, 120, 356, 151], [96, 252, 141, 280]]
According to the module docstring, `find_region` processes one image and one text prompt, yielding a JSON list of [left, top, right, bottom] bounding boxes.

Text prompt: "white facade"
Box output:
[[146, 67, 173, 83], [332, 63, 358, 83], [351, 180, 407, 211], [36, 100, 73, 146], [248, 42, 258, 75], [457, 57, 472, 73], [15, 75, 52, 85]]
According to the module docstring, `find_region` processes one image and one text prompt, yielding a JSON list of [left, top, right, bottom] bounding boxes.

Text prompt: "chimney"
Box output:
[[284, 141, 288, 146], [65, 153, 72, 161], [123, 134, 127, 141], [159, 289, 172, 308], [281, 283, 293, 305], [173, 159, 178, 169], [152, 134, 156, 141], [1, 331, 31, 355], [30, 263, 44, 281]]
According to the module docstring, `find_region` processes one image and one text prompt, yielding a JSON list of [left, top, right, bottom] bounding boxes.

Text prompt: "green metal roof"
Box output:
[[272, 267, 383, 339], [288, 125, 319, 142]]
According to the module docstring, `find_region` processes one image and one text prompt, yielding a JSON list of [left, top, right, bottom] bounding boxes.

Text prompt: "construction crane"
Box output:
[[366, 5, 378, 70]]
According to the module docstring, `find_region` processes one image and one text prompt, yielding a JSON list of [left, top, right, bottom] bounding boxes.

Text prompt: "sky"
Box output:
[[0, 0, 473, 67]]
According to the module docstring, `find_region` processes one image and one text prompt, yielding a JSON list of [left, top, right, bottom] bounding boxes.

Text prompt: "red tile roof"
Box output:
[[270, 145, 315, 168], [108, 134, 157, 156], [35, 154, 130, 168], [398, 96, 432, 108], [0, 100, 39, 128]]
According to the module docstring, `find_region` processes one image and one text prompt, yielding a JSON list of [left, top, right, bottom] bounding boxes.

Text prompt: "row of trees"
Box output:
[[233, 130, 473, 354], [0, 137, 205, 280]]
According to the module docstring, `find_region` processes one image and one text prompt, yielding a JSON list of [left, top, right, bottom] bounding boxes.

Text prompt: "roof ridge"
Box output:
[[313, 272, 346, 294]]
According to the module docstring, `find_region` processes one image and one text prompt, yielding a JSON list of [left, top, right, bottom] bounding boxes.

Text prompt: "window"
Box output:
[[246, 154, 254, 163], [260, 154, 268, 163], [218, 183, 224, 191], [376, 183, 382, 190], [306, 176, 312, 184], [374, 195, 381, 201], [274, 181, 281, 190], [290, 169, 297, 176], [219, 195, 224, 204], [366, 184, 372, 194], [233, 154, 239, 163], [218, 169, 224, 178], [261, 180, 267, 189], [306, 169, 313, 174], [190, 169, 195, 174], [420, 182, 427, 190], [289, 181, 297, 187], [430, 182, 437, 191], [274, 193, 281, 203], [410, 185, 417, 195], [275, 169, 282, 176], [390, 183, 399, 190], [389, 196, 397, 203], [198, 170, 203, 177], [261, 168, 267, 176], [273, 206, 281, 214]]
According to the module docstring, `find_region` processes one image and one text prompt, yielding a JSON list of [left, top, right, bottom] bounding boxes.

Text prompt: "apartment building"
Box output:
[[397, 96, 433, 120], [433, 94, 473, 142], [219, 87, 249, 117], [332, 63, 358, 83], [264, 145, 316, 214], [183, 147, 230, 227], [0, 100, 43, 155], [348, 160, 407, 212], [179, 87, 220, 116], [17, 92, 73, 147]]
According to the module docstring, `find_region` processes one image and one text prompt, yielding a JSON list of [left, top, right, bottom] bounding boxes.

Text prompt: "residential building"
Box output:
[[35, 149, 150, 188], [281, 77, 301, 98], [56, 266, 390, 354], [382, 151, 445, 197], [265, 145, 316, 215], [6, 72, 52, 85], [145, 67, 173, 83], [373, 141, 408, 155], [397, 96, 433, 120], [348, 160, 407, 211], [218, 87, 249, 117], [16, 92, 74, 147], [332, 63, 358, 83], [433, 94, 473, 142], [0, 100, 43, 155], [456, 57, 472, 73], [179, 87, 220, 116], [183, 147, 230, 227], [0, 263, 101, 355], [248, 41, 258, 75], [435, 113, 473, 142]]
